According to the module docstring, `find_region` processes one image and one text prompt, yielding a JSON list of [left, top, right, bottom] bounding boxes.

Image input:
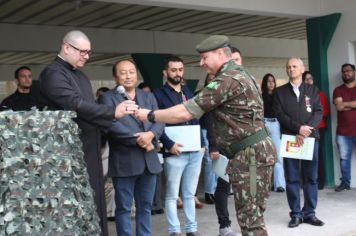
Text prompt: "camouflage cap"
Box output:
[[196, 35, 230, 53]]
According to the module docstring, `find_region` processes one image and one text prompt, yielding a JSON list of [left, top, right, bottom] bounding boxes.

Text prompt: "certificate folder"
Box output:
[[212, 154, 229, 183], [280, 134, 315, 160], [164, 125, 201, 152]]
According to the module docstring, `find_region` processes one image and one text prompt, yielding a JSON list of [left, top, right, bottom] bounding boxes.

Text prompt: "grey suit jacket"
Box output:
[[98, 87, 164, 177]]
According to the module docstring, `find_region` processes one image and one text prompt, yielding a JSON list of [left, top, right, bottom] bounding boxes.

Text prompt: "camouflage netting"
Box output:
[[0, 111, 101, 236]]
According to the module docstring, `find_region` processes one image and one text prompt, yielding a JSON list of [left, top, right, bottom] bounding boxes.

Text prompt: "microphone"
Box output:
[[116, 85, 131, 100]]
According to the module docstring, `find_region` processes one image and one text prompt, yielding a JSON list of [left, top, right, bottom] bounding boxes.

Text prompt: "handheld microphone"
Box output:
[[116, 85, 131, 100]]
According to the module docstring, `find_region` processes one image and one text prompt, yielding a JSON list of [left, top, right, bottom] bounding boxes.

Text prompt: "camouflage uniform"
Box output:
[[185, 60, 276, 236]]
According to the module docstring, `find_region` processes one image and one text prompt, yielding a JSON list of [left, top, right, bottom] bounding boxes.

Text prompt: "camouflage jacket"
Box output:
[[185, 60, 274, 165]]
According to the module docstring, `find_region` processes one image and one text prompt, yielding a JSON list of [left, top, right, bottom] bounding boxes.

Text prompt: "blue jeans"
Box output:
[[202, 129, 217, 194], [264, 118, 286, 191], [113, 170, 156, 236], [164, 151, 204, 234], [284, 141, 319, 219], [336, 135, 356, 185]]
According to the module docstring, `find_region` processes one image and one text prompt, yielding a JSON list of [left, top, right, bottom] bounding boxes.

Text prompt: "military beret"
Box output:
[[196, 35, 230, 53]]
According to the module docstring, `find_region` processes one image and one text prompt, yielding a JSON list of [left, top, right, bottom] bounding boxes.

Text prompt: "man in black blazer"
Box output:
[[98, 60, 164, 236], [273, 57, 324, 228], [39, 30, 137, 236]]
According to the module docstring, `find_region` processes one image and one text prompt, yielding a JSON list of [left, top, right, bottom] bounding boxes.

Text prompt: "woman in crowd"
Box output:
[[261, 73, 286, 192]]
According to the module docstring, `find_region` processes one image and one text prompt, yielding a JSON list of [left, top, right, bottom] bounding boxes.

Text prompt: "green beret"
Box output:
[[196, 35, 230, 53]]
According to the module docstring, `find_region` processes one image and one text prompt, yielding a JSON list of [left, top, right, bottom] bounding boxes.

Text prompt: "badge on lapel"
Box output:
[[305, 95, 312, 112]]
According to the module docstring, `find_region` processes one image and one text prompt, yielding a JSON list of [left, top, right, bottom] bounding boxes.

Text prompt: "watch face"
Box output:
[[148, 111, 155, 122]]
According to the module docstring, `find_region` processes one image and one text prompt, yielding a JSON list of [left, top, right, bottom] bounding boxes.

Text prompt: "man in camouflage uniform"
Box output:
[[135, 35, 276, 236]]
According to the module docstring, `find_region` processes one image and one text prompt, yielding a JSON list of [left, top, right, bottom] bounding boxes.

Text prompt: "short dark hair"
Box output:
[[97, 87, 110, 94], [112, 59, 136, 77], [230, 46, 241, 56], [261, 73, 276, 95], [137, 82, 152, 91], [341, 63, 355, 71], [14, 66, 31, 79], [163, 55, 184, 69]]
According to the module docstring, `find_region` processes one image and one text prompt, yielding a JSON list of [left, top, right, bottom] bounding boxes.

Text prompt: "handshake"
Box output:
[[114, 100, 152, 122]]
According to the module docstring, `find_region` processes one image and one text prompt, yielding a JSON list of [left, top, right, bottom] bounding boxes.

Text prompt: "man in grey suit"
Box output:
[[98, 60, 164, 236]]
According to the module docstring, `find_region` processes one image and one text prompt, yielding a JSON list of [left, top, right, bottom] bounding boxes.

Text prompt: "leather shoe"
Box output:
[[186, 232, 201, 236], [205, 193, 215, 204], [288, 217, 302, 228], [151, 208, 164, 215], [195, 197, 204, 209], [303, 216, 325, 226], [276, 187, 285, 192], [170, 233, 181, 236], [335, 182, 350, 192]]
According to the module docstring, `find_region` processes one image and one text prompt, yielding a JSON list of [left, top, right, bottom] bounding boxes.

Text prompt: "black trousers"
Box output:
[[214, 177, 232, 228]]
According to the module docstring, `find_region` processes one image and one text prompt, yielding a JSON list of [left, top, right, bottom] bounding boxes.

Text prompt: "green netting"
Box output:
[[0, 110, 100, 236]]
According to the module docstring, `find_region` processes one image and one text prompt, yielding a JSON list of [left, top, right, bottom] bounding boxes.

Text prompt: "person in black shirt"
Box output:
[[261, 73, 286, 193], [0, 66, 42, 111]]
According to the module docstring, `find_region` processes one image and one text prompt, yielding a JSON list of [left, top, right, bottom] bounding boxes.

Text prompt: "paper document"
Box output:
[[164, 125, 201, 152], [280, 134, 315, 160], [157, 153, 164, 164], [212, 154, 229, 182]]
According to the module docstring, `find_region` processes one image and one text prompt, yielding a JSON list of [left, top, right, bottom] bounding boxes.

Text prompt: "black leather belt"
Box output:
[[265, 118, 277, 122]]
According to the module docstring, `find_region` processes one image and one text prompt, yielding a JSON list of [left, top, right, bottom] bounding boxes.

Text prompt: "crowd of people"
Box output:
[[1, 30, 355, 236]]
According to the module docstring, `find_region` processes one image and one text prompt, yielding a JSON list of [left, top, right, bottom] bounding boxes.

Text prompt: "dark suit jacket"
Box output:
[[273, 82, 322, 139], [98, 87, 164, 177], [153, 83, 205, 157]]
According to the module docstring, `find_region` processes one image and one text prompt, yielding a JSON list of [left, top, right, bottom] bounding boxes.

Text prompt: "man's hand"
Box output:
[[135, 131, 155, 152], [299, 125, 314, 137], [115, 100, 138, 118], [296, 134, 305, 146], [135, 131, 154, 147], [135, 108, 150, 122], [334, 97, 352, 111], [169, 143, 183, 155], [210, 151, 220, 160]]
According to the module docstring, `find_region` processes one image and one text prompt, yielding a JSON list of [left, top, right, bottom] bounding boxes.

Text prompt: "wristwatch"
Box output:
[[147, 110, 155, 123]]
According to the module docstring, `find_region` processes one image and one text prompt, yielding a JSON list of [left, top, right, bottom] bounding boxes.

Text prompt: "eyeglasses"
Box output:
[[68, 43, 92, 56]]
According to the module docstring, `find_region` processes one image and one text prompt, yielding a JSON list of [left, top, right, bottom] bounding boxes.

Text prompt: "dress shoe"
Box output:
[[186, 232, 201, 236], [276, 187, 285, 193], [195, 197, 204, 209], [170, 233, 181, 236], [288, 217, 302, 228], [303, 216, 325, 226], [205, 193, 215, 204], [335, 182, 350, 192], [151, 208, 164, 215]]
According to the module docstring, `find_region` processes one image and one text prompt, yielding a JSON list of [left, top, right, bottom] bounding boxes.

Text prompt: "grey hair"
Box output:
[[62, 30, 90, 45], [287, 56, 304, 66]]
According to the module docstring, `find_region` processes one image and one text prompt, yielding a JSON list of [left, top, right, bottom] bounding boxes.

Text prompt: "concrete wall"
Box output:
[[321, 0, 356, 187]]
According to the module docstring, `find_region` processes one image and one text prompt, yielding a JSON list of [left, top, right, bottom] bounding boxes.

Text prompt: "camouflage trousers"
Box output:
[[228, 156, 273, 236]]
